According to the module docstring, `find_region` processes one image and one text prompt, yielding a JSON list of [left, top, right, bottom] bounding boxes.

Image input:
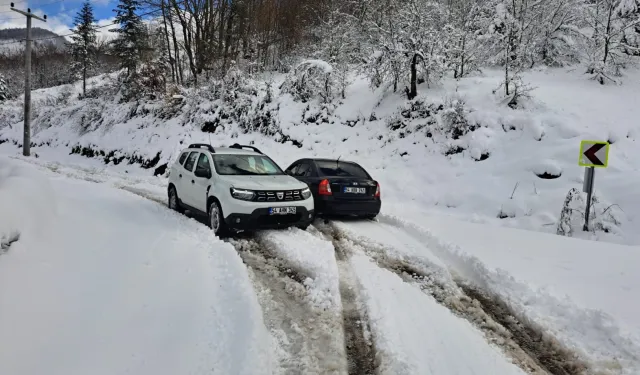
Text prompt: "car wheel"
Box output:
[[363, 214, 377, 221], [297, 223, 310, 231], [208, 200, 227, 236], [168, 186, 183, 213]]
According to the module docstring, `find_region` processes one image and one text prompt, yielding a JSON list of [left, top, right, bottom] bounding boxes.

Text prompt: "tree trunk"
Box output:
[[408, 53, 420, 100], [160, 0, 176, 83]]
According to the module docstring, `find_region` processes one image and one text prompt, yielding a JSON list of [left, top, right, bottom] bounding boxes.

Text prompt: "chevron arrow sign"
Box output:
[[579, 140, 610, 168]]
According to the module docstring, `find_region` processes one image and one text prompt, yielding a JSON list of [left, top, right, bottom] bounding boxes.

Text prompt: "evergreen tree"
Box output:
[[69, 0, 98, 97], [110, 0, 147, 75]]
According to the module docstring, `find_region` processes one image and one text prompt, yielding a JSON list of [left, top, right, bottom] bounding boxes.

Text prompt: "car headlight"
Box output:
[[230, 187, 255, 201], [301, 187, 312, 200]]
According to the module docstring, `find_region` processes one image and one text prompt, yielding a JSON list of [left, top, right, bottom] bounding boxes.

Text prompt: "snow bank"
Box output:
[[382, 213, 640, 375], [0, 156, 56, 250], [0, 171, 275, 375], [257, 228, 341, 311], [349, 252, 526, 375]]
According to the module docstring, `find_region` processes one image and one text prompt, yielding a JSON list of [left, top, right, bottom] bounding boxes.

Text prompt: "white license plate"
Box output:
[[344, 187, 366, 194], [269, 207, 297, 215]]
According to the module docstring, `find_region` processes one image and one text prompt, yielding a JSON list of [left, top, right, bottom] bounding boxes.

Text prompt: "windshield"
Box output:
[[213, 154, 284, 176], [316, 160, 370, 178]]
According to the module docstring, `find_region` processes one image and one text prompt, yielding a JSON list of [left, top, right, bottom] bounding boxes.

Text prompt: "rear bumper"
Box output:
[[224, 207, 315, 231], [316, 197, 381, 216]]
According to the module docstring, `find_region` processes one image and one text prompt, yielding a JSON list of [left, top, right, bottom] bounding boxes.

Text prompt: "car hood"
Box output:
[[224, 175, 308, 191]]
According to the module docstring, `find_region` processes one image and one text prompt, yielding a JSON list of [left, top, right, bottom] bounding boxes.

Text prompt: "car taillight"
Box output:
[[319, 179, 332, 195], [375, 182, 380, 198]]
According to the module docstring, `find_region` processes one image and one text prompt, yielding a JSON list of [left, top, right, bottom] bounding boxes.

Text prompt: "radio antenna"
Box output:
[[208, 132, 212, 146]]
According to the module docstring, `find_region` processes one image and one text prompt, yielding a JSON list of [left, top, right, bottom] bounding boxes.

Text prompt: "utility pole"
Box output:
[[10, 3, 46, 157]]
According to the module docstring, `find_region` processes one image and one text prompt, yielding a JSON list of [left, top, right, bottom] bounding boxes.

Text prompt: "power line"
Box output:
[[0, 3, 167, 46]]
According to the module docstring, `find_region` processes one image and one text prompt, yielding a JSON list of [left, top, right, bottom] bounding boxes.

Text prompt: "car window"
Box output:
[[195, 153, 211, 176], [316, 160, 370, 178], [295, 163, 311, 177], [183, 151, 199, 172], [286, 164, 299, 175], [178, 152, 188, 166], [213, 154, 284, 176]]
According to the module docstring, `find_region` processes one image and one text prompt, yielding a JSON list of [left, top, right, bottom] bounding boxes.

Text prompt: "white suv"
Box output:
[[167, 143, 315, 235]]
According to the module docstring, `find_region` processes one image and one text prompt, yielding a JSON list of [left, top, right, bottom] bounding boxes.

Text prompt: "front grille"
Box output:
[[254, 189, 304, 202]]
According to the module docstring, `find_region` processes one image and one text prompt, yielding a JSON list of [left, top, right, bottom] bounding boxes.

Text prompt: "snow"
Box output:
[[349, 252, 526, 375], [0, 156, 56, 250], [256, 228, 341, 311], [0, 157, 275, 375], [1, 62, 640, 373], [381, 213, 640, 374]]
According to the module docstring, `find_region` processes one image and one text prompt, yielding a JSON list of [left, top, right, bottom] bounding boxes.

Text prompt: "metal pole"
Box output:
[[24, 15, 31, 156], [583, 167, 595, 231], [10, 5, 46, 157]]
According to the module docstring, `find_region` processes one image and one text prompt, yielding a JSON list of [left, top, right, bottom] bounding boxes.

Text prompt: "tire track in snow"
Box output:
[[322, 221, 589, 375], [228, 236, 349, 375], [313, 223, 380, 375]]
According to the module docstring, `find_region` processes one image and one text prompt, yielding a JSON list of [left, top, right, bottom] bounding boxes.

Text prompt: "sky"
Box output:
[[0, 0, 146, 41]]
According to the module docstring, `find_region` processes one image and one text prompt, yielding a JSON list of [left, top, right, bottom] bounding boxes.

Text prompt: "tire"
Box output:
[[297, 223, 310, 231], [168, 186, 183, 213], [363, 214, 377, 221], [208, 200, 227, 236]]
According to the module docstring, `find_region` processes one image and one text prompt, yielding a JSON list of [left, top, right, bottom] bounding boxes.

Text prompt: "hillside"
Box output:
[[1, 66, 638, 245], [0, 27, 66, 55]]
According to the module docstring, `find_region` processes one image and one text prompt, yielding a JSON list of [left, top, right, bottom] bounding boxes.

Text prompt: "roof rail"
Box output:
[[229, 143, 263, 154], [188, 143, 216, 153]]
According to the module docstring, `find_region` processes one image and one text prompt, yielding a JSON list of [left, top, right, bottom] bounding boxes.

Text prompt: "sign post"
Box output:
[[578, 140, 610, 231]]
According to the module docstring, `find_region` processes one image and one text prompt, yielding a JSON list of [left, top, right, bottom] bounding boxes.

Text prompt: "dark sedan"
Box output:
[[285, 158, 381, 219]]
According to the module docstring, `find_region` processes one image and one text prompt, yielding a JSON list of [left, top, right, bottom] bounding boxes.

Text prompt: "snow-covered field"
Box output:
[[1, 65, 639, 374], [0, 156, 275, 375]]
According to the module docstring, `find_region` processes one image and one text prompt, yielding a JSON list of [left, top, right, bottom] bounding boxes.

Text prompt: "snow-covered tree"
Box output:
[[0, 74, 8, 101], [532, 0, 585, 66], [445, 0, 496, 78], [69, 0, 98, 97], [312, 0, 361, 98], [585, 0, 640, 84], [111, 0, 148, 75], [363, 0, 449, 99]]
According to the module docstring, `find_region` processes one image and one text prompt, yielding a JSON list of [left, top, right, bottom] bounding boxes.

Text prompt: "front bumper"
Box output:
[[224, 207, 315, 231]]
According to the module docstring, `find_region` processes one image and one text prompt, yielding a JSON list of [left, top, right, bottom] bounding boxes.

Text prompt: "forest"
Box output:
[[0, 0, 639, 102]]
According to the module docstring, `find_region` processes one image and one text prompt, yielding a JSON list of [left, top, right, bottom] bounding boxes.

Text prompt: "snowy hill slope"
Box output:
[[1, 67, 639, 244]]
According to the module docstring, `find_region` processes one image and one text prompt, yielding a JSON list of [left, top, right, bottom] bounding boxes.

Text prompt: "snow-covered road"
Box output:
[[2, 155, 639, 375], [0, 157, 275, 375]]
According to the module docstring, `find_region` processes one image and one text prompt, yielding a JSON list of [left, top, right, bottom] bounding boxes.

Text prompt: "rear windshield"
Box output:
[[213, 154, 284, 176], [316, 160, 370, 178]]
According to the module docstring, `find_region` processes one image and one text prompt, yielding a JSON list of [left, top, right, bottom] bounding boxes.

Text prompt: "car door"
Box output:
[[180, 151, 200, 208], [191, 153, 213, 212]]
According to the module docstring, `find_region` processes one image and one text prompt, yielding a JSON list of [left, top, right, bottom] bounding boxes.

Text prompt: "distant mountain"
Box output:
[[0, 27, 67, 56], [0, 27, 60, 40]]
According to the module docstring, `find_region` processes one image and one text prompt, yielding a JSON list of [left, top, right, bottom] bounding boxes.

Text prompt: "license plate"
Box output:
[[344, 187, 366, 194], [269, 207, 296, 215]]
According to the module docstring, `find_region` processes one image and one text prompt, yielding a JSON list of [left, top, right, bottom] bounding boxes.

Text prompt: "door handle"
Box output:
[[191, 180, 195, 184]]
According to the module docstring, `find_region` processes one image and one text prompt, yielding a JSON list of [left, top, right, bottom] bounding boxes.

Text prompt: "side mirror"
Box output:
[[195, 168, 211, 179]]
